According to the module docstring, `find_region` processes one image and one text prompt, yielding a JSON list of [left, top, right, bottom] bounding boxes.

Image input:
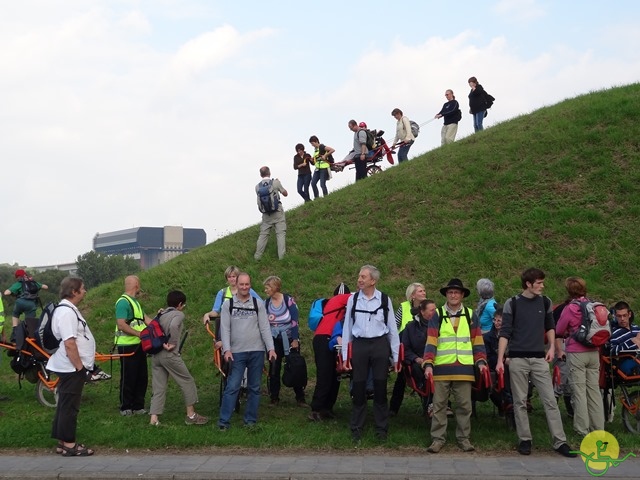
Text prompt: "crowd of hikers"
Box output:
[[2, 262, 638, 458], [291, 76, 496, 200]]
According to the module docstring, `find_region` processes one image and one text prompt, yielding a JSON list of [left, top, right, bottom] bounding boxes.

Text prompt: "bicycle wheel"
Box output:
[[366, 165, 382, 176], [36, 375, 59, 408], [621, 390, 640, 434]]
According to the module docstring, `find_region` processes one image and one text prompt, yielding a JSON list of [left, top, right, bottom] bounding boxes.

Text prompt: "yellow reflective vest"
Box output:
[[114, 294, 146, 345], [398, 301, 413, 333], [434, 306, 474, 366], [313, 148, 331, 170]]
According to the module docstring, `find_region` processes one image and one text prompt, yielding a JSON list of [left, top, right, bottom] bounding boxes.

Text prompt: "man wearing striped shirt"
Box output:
[[423, 278, 487, 453]]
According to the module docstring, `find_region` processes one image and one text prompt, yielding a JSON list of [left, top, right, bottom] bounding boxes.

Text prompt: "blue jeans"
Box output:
[[218, 351, 265, 428], [296, 173, 311, 202], [397, 141, 413, 163], [473, 111, 485, 132], [311, 169, 329, 198]]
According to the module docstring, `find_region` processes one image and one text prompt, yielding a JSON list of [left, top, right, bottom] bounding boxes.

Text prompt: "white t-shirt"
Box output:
[[46, 299, 96, 373]]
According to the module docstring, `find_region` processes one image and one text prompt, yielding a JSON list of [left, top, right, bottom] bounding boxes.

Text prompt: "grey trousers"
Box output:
[[254, 210, 286, 260], [150, 350, 198, 415], [509, 357, 567, 449]]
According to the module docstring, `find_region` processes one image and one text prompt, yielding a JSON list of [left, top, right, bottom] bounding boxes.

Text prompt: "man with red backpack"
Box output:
[[308, 283, 351, 421]]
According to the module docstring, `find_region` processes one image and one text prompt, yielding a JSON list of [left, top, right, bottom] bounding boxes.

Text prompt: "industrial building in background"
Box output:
[[93, 226, 206, 269]]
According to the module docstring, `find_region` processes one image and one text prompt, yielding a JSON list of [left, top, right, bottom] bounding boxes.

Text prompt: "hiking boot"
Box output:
[[427, 440, 445, 453], [133, 409, 147, 415], [555, 443, 578, 458], [185, 413, 209, 425], [308, 412, 323, 422], [458, 439, 475, 452], [321, 410, 335, 419], [120, 409, 133, 416], [517, 440, 532, 455]]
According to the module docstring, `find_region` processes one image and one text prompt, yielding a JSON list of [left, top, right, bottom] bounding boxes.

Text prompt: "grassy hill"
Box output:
[[2, 83, 640, 452]]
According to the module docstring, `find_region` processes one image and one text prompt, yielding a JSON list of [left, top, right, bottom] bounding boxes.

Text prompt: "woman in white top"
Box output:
[[391, 108, 415, 163], [47, 276, 96, 457]]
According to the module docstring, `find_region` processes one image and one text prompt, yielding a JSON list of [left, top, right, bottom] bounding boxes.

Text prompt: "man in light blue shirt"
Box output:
[[342, 265, 400, 442]]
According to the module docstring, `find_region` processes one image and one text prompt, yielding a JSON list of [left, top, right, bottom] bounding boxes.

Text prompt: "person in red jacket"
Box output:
[[308, 283, 351, 421]]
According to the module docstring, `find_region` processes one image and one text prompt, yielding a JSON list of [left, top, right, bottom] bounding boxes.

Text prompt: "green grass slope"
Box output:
[[2, 83, 640, 452]]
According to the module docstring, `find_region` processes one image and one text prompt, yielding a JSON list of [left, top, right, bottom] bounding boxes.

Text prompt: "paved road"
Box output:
[[0, 450, 638, 480]]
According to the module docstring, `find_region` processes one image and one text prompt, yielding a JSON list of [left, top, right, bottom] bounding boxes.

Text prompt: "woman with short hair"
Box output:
[[390, 108, 415, 163], [48, 276, 95, 457]]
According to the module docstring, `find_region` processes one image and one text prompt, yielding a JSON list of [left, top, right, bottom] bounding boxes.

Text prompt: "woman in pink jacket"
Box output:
[[556, 277, 604, 437]]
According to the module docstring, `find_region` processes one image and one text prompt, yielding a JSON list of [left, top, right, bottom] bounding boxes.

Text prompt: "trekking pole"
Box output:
[[390, 118, 436, 151], [178, 330, 189, 354], [418, 118, 437, 128]]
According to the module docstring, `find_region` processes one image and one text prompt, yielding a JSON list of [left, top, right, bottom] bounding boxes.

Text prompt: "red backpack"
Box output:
[[140, 314, 169, 354]]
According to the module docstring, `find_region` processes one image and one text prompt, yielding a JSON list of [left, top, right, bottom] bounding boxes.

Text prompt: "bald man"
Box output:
[[114, 275, 152, 416]]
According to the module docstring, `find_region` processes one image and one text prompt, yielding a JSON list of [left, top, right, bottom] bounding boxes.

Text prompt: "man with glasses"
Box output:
[[423, 278, 486, 453], [434, 89, 461, 145]]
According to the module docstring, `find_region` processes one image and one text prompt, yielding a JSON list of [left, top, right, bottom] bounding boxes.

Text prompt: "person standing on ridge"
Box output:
[[254, 166, 288, 261], [293, 143, 312, 203], [390, 108, 415, 163], [435, 89, 461, 145]]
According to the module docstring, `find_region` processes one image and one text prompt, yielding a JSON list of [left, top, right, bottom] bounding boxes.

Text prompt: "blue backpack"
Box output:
[[308, 298, 327, 331], [257, 179, 280, 214]]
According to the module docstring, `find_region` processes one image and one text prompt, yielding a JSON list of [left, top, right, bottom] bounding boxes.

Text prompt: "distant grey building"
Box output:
[[31, 263, 78, 275], [93, 226, 206, 269]]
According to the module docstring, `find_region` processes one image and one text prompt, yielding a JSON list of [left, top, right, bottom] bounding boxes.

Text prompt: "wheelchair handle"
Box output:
[[497, 369, 505, 392]]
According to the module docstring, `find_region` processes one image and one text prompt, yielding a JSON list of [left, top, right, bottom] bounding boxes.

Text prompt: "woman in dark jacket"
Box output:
[[468, 76, 488, 132], [400, 299, 436, 415]]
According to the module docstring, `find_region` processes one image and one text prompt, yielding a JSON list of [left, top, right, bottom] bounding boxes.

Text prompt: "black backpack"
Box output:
[[484, 92, 495, 109], [9, 318, 41, 385], [257, 179, 280, 214], [19, 279, 39, 300], [37, 302, 80, 354], [362, 129, 376, 150], [349, 291, 390, 326], [282, 349, 308, 389], [228, 297, 259, 315]]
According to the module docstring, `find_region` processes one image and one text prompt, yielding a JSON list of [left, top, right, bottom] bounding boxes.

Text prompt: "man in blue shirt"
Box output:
[[342, 265, 400, 442], [610, 301, 640, 376]]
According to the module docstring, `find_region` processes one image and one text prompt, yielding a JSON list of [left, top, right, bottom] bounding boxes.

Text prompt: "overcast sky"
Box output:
[[2, 0, 639, 267]]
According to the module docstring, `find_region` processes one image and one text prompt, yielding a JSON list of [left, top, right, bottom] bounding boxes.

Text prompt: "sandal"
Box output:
[[61, 443, 95, 457], [56, 442, 64, 454]]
